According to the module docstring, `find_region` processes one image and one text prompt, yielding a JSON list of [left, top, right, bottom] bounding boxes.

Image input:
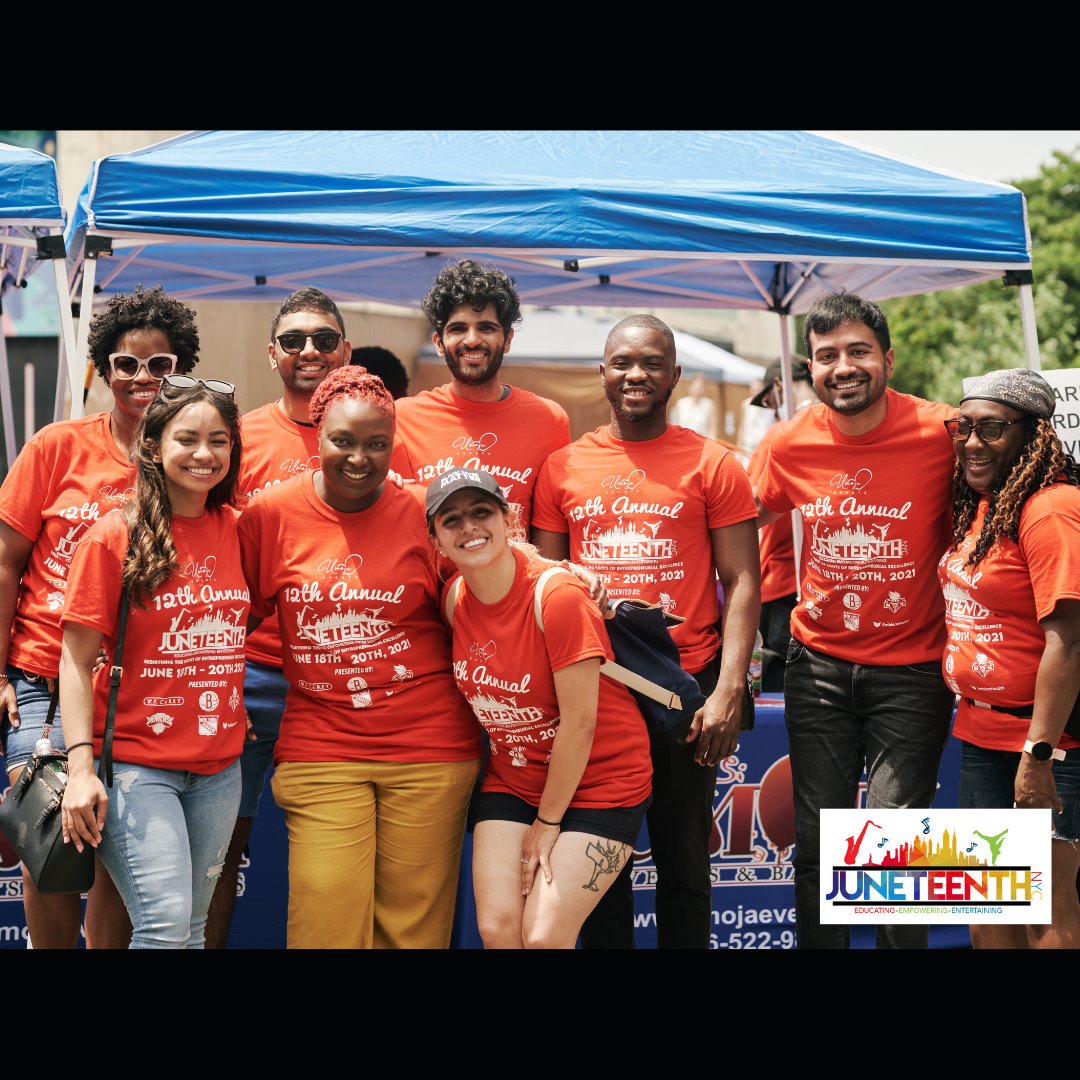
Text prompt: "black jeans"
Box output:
[[579, 656, 720, 949]]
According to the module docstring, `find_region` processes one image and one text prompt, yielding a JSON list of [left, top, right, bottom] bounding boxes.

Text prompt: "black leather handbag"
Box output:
[[0, 587, 128, 894]]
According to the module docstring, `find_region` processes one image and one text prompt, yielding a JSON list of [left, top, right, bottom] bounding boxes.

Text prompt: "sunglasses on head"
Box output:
[[274, 331, 342, 355], [159, 374, 237, 398], [108, 353, 178, 381]]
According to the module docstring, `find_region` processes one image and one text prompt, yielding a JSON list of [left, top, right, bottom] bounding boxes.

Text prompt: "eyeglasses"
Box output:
[[159, 374, 237, 397], [274, 331, 342, 354], [108, 353, 178, 381], [943, 418, 1022, 443]]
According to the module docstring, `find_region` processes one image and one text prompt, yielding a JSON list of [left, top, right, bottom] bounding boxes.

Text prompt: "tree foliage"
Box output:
[[883, 148, 1080, 405]]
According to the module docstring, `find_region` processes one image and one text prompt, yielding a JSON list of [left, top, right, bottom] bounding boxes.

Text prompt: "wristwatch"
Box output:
[[1022, 739, 1066, 762]]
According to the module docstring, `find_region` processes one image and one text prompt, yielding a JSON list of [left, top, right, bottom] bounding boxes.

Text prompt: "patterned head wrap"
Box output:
[[960, 368, 1055, 419]]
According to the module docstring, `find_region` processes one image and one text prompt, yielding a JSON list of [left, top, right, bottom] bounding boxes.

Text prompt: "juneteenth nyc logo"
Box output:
[[819, 809, 1052, 924]]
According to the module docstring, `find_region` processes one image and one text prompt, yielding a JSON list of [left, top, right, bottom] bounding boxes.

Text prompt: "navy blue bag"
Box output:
[[531, 567, 707, 743]]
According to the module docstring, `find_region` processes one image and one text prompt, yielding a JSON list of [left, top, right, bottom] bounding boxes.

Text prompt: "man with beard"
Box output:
[[391, 259, 570, 533], [531, 314, 760, 948], [205, 286, 350, 947], [755, 292, 955, 950]]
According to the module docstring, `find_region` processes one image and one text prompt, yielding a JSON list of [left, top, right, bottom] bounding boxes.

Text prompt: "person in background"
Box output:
[[0, 283, 199, 949], [532, 314, 760, 949], [205, 286, 350, 948], [428, 468, 652, 948], [60, 377, 247, 949], [669, 373, 717, 439], [746, 357, 819, 690], [351, 345, 410, 399], [239, 366, 480, 948], [938, 368, 1080, 949]]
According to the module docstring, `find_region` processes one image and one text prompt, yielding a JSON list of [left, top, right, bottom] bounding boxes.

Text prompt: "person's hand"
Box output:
[[386, 469, 406, 489], [245, 710, 257, 742], [686, 679, 743, 766], [91, 646, 111, 677], [564, 562, 608, 610], [520, 819, 560, 896], [61, 770, 109, 853], [1015, 756, 1063, 814], [0, 678, 19, 730]]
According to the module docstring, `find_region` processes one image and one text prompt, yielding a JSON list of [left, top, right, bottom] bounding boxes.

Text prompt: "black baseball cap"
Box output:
[[749, 357, 812, 408], [424, 468, 510, 518]]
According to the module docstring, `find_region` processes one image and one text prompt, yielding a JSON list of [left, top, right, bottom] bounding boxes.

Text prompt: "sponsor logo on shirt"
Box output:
[[452, 433, 498, 456], [199, 691, 220, 711], [970, 652, 996, 678], [298, 680, 332, 693], [229, 687, 240, 712], [830, 469, 873, 493], [146, 712, 174, 735], [601, 469, 647, 493], [316, 554, 363, 578], [143, 696, 184, 707], [198, 715, 219, 736], [843, 593, 862, 610], [882, 591, 907, 613], [843, 612, 860, 631], [181, 556, 217, 581]]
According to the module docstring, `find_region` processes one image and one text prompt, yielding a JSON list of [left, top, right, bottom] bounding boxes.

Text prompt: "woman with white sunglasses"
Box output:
[[0, 284, 197, 948]]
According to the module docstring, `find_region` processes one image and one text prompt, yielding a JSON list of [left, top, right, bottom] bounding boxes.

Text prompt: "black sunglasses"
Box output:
[[943, 418, 1022, 443], [159, 374, 237, 397], [274, 331, 342, 354]]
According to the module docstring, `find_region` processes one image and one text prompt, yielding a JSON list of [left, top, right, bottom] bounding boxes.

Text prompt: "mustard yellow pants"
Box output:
[[272, 758, 480, 949]]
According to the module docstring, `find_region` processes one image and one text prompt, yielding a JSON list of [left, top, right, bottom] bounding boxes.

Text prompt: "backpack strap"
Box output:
[[444, 576, 464, 628], [531, 565, 682, 710]]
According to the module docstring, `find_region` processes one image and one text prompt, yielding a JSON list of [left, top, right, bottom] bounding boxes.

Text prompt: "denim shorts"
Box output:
[[1, 667, 63, 775], [237, 661, 288, 818], [958, 741, 1080, 842], [470, 791, 651, 847]]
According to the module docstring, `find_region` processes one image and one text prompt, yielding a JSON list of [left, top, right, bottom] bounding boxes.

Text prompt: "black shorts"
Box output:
[[470, 791, 650, 847]]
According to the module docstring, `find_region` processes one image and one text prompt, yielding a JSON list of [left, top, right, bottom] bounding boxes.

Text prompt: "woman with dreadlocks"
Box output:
[[938, 368, 1080, 949]]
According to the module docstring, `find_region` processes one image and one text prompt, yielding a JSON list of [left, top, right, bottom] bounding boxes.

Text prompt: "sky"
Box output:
[[822, 131, 1080, 184]]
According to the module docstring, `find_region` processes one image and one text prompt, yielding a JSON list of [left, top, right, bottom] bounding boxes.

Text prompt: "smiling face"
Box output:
[[434, 302, 513, 388], [953, 399, 1028, 493], [315, 397, 393, 512], [601, 325, 680, 439], [269, 309, 350, 398], [153, 400, 234, 517], [807, 320, 893, 428], [107, 327, 175, 428], [431, 489, 510, 572]]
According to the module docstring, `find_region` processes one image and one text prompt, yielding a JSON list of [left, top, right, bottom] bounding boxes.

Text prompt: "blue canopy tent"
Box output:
[[0, 142, 78, 456], [66, 129, 1038, 418]]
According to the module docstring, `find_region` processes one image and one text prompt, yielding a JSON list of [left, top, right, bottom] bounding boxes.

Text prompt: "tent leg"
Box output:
[[52, 250, 81, 420], [1018, 282, 1041, 371], [0, 330, 18, 468], [777, 313, 802, 593], [71, 258, 99, 421], [53, 332, 68, 422]]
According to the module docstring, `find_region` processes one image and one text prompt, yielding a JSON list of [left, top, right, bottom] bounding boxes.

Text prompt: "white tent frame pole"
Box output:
[[0, 330, 17, 467], [71, 258, 100, 421], [1018, 282, 1041, 371], [777, 312, 802, 593], [53, 332, 67, 422], [51, 239, 80, 422]]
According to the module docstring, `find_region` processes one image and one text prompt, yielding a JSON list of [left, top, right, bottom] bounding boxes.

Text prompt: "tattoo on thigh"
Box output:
[[582, 839, 626, 892]]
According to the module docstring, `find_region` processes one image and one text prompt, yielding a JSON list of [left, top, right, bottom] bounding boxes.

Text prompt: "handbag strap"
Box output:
[[531, 566, 682, 710], [97, 584, 130, 789]]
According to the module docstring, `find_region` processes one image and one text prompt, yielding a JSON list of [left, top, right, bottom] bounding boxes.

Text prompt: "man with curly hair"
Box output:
[[205, 285, 350, 948], [755, 292, 957, 950], [391, 259, 570, 533]]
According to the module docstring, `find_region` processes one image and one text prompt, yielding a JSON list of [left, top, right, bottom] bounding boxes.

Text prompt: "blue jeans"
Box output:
[[237, 661, 288, 818], [784, 639, 954, 949], [1, 667, 62, 773], [97, 759, 241, 949]]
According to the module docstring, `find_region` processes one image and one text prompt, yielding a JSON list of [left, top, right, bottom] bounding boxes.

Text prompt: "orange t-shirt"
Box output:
[[391, 383, 571, 531], [531, 424, 757, 673], [62, 507, 249, 774], [748, 424, 796, 604], [235, 401, 321, 668], [940, 485, 1080, 752], [238, 472, 479, 765], [0, 413, 134, 678], [756, 390, 955, 665], [445, 547, 651, 808]]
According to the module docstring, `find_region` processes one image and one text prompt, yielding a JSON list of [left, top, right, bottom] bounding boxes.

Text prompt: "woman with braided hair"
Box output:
[[938, 367, 1080, 948], [238, 365, 480, 949], [59, 376, 248, 948]]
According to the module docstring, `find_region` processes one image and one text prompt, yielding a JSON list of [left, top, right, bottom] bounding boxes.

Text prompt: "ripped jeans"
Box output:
[[95, 758, 241, 949]]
